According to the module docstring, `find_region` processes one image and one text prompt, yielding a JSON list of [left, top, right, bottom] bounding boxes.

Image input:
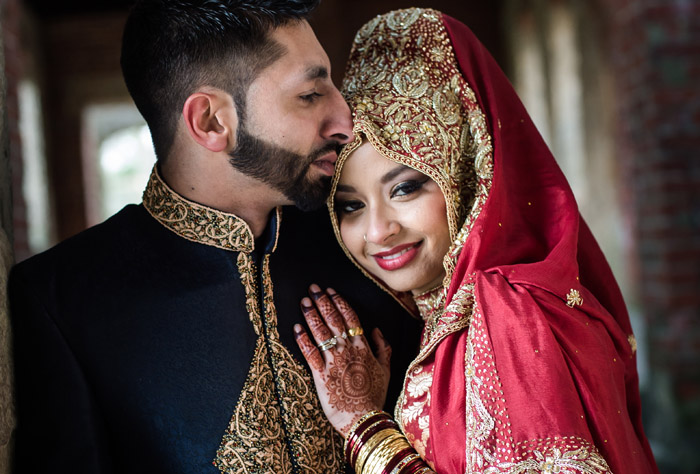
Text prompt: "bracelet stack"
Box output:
[[344, 411, 434, 474]]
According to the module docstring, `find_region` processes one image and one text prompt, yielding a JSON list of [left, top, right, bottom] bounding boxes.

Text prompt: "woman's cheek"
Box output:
[[340, 221, 363, 262]]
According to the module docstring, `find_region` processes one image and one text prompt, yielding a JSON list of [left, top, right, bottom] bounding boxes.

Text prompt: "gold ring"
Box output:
[[317, 336, 337, 352], [347, 327, 364, 337]]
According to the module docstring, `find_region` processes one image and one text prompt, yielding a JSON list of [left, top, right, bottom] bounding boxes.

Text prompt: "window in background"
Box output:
[[99, 124, 155, 220], [82, 103, 156, 225], [18, 80, 53, 255]]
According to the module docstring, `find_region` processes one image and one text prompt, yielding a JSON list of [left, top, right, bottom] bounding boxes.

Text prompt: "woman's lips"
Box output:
[[372, 241, 422, 271]]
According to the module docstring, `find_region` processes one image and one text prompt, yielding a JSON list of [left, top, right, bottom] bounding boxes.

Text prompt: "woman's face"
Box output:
[[335, 142, 451, 295]]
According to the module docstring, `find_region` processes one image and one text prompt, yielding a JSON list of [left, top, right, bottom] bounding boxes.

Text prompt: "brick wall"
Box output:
[[601, 0, 700, 471], [0, 1, 19, 470], [2, 0, 26, 260]]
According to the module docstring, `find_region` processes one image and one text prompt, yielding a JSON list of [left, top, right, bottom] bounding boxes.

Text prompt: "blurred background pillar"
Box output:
[[0, 0, 18, 470]]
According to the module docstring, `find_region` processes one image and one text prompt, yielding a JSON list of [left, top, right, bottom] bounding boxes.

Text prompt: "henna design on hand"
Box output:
[[301, 301, 334, 344], [311, 290, 347, 335], [294, 324, 325, 372], [328, 290, 361, 329], [325, 345, 384, 413], [339, 414, 364, 438]]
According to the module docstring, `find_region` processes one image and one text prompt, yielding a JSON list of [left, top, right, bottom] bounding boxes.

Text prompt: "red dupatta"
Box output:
[[331, 8, 659, 474], [431, 14, 657, 474]]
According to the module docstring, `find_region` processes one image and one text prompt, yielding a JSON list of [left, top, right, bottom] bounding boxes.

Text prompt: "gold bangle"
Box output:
[[413, 467, 435, 473], [390, 452, 421, 474], [355, 428, 395, 474], [362, 436, 401, 474], [346, 410, 385, 444], [362, 432, 408, 474]]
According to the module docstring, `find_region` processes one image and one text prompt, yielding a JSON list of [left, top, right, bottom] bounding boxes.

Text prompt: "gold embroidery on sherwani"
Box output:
[[141, 165, 337, 472], [142, 167, 255, 252], [463, 302, 612, 474], [215, 253, 343, 473]]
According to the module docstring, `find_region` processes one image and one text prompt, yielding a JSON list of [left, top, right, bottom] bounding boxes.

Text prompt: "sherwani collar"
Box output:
[[142, 166, 280, 253]]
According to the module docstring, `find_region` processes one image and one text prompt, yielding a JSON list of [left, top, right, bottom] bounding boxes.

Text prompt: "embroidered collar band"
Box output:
[[141, 166, 280, 253]]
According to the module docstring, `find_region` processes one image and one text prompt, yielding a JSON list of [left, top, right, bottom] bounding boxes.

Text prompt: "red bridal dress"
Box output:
[[329, 8, 659, 474]]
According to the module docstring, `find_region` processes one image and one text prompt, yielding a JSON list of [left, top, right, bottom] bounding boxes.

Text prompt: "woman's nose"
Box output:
[[365, 206, 400, 245]]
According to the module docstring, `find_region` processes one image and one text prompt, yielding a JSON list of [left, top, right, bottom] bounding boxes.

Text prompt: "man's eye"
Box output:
[[391, 178, 428, 198], [336, 200, 364, 214], [300, 92, 322, 103]]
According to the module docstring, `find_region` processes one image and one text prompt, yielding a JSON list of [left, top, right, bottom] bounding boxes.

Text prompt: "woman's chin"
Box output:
[[370, 272, 444, 296]]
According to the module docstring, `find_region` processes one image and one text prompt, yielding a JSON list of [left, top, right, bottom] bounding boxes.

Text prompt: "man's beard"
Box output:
[[228, 124, 338, 211]]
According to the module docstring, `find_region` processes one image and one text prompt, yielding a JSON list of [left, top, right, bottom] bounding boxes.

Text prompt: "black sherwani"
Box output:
[[9, 169, 421, 473]]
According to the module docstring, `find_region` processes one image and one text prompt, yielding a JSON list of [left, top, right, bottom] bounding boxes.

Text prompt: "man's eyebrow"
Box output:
[[305, 65, 329, 80]]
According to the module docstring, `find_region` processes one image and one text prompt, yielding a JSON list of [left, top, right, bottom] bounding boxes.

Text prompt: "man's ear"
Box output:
[[182, 89, 238, 152]]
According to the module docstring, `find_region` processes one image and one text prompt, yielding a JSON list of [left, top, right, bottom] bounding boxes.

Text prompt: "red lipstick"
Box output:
[[372, 241, 422, 271]]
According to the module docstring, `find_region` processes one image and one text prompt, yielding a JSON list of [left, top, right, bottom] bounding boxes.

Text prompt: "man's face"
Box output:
[[229, 21, 353, 211]]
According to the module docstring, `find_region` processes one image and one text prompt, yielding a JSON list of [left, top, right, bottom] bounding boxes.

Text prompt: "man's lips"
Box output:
[[371, 241, 422, 271], [312, 152, 338, 176]]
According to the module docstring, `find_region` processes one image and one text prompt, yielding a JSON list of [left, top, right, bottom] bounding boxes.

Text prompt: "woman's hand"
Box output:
[[294, 284, 391, 438]]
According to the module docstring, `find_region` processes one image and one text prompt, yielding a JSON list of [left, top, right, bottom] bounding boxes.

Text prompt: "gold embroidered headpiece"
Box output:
[[332, 8, 494, 241], [328, 8, 493, 286]]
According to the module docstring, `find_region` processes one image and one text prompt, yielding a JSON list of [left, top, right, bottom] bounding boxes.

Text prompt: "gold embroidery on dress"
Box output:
[[399, 364, 433, 460], [215, 253, 343, 473], [414, 286, 445, 322], [566, 289, 584, 308], [463, 303, 612, 474], [395, 281, 475, 455], [628, 334, 637, 354], [142, 166, 258, 252]]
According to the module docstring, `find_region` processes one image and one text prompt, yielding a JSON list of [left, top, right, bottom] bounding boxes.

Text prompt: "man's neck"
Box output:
[[160, 162, 285, 238]]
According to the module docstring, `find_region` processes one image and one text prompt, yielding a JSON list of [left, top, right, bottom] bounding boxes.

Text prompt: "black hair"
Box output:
[[120, 0, 321, 160]]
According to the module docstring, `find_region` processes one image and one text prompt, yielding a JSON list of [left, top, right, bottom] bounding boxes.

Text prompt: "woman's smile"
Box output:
[[371, 241, 423, 271], [334, 141, 451, 295]]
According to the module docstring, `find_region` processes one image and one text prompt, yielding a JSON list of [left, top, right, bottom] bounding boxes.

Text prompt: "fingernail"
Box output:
[[300, 297, 313, 308], [326, 287, 337, 296], [293, 324, 304, 336], [309, 284, 323, 298]]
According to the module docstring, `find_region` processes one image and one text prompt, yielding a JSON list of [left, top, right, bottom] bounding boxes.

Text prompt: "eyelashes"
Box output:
[[299, 92, 323, 103], [336, 200, 364, 214], [390, 177, 429, 198], [336, 177, 430, 216]]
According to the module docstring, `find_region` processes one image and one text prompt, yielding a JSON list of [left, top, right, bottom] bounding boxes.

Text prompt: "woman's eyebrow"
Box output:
[[380, 164, 412, 184], [336, 183, 356, 193], [337, 164, 413, 193]]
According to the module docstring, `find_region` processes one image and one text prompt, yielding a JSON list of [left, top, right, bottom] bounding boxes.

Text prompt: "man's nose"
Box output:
[[321, 86, 354, 145]]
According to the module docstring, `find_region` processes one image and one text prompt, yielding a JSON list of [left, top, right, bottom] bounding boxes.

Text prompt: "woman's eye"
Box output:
[[336, 200, 365, 214], [391, 178, 428, 198]]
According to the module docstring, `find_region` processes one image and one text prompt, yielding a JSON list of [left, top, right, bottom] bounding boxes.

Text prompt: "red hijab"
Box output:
[[331, 9, 658, 474]]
